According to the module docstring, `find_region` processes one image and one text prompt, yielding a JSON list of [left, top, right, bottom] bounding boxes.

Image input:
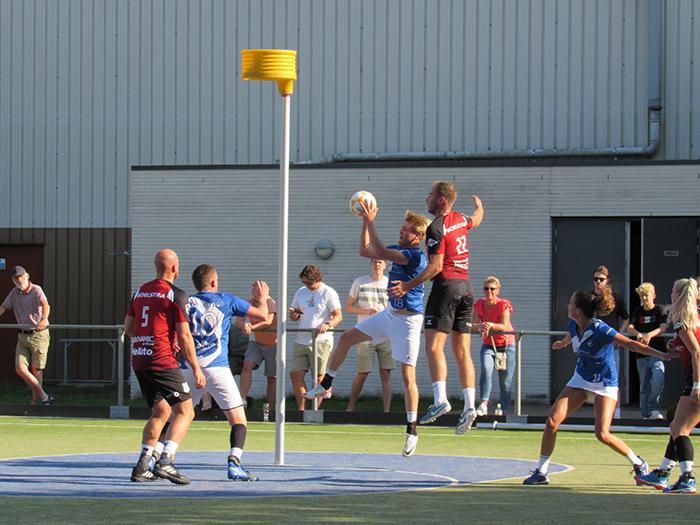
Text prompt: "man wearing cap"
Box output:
[[0, 266, 54, 405]]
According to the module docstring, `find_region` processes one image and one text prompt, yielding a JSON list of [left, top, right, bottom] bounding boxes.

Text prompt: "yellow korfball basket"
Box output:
[[241, 49, 297, 94]]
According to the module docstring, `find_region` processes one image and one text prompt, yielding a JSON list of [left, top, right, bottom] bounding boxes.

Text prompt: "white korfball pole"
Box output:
[[241, 49, 297, 466], [275, 92, 291, 465]]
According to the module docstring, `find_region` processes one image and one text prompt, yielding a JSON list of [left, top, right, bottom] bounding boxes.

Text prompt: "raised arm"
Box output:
[[469, 195, 484, 228]]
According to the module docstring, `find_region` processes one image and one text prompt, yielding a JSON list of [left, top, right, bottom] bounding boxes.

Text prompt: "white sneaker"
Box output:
[[403, 433, 418, 457], [613, 408, 622, 419], [649, 410, 663, 420], [476, 402, 488, 417], [455, 408, 477, 435], [302, 383, 328, 400]]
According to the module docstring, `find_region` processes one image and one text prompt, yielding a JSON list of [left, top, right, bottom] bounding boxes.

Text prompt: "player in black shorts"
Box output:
[[125, 249, 205, 485]]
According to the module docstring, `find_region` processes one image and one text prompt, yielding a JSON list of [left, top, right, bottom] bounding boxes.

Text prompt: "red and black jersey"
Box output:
[[670, 318, 700, 383], [126, 279, 188, 371], [425, 211, 474, 280]]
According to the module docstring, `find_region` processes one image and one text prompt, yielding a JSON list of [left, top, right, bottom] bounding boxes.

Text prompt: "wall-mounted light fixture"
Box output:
[[314, 239, 335, 260]]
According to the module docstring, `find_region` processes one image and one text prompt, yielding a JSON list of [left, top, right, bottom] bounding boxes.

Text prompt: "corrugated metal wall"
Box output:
[[2, 1, 699, 230], [132, 163, 699, 402]]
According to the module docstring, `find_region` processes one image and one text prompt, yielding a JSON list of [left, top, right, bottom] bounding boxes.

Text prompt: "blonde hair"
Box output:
[[667, 278, 699, 331], [635, 282, 656, 296], [483, 276, 501, 289], [404, 210, 431, 239]]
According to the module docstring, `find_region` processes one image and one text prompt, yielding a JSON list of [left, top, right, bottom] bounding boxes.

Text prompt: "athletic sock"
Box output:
[[432, 381, 447, 404], [407, 411, 417, 423], [680, 461, 694, 473], [154, 441, 165, 456], [660, 458, 677, 471], [326, 368, 337, 377], [163, 440, 179, 458], [626, 450, 643, 466], [230, 447, 243, 461], [463, 387, 475, 410], [538, 455, 551, 474], [320, 374, 334, 390], [140, 444, 155, 457]]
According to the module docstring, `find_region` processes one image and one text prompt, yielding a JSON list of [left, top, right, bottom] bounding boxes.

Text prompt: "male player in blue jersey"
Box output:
[[304, 202, 431, 457], [182, 264, 270, 481]]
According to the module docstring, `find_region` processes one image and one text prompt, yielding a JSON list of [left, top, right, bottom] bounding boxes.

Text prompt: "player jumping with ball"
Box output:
[[304, 199, 430, 457]]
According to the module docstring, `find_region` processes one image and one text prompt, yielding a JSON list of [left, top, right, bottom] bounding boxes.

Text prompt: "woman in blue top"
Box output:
[[524, 287, 673, 485]]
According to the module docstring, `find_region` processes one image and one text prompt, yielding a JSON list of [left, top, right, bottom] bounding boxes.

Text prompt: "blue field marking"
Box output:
[[0, 451, 570, 498]]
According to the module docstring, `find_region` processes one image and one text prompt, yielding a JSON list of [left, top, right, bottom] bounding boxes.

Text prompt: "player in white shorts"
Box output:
[[304, 203, 431, 458], [523, 287, 673, 486], [182, 264, 270, 481]]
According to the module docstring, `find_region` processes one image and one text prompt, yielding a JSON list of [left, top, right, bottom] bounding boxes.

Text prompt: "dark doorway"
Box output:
[[0, 245, 45, 383], [552, 218, 700, 409]]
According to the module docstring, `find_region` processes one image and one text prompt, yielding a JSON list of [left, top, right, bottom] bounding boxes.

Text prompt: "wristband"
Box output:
[[41, 317, 47, 320], [693, 382, 700, 390]]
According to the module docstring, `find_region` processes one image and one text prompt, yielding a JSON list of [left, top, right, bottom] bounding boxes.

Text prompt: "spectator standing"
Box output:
[[289, 265, 342, 410], [0, 266, 53, 405], [125, 249, 205, 485], [346, 259, 394, 413], [236, 294, 278, 411], [627, 282, 668, 420], [472, 276, 516, 416]]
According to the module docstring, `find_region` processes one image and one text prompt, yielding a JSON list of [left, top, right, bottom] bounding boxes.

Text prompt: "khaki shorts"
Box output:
[[357, 339, 395, 374], [291, 340, 332, 374], [16, 330, 50, 370]]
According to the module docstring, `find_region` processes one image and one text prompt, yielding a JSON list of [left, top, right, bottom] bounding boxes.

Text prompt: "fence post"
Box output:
[[110, 327, 129, 419]]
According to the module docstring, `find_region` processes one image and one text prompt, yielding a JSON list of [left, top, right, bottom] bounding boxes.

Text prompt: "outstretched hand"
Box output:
[[387, 280, 408, 299], [360, 200, 378, 222], [252, 280, 269, 301]]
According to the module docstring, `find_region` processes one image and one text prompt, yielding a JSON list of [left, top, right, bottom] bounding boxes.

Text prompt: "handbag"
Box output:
[[491, 336, 507, 371]]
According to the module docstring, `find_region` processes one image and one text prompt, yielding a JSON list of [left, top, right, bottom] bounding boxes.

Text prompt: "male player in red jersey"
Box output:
[[389, 181, 484, 435], [125, 249, 206, 485]]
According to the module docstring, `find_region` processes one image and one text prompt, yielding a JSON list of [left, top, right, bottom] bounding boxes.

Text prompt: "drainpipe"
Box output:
[[298, 3, 663, 165]]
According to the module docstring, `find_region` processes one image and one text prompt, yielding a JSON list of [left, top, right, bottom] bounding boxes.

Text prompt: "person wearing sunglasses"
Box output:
[[472, 277, 516, 417], [592, 265, 630, 419]]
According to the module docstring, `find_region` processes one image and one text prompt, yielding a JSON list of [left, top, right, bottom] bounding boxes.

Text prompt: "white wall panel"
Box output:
[[2, 0, 700, 231], [133, 163, 698, 402]]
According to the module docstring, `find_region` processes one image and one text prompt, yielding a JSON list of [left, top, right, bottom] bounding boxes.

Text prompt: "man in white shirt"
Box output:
[[289, 265, 342, 410], [345, 259, 394, 412]]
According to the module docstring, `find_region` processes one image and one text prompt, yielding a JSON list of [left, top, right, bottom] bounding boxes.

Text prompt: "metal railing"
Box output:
[[3, 323, 670, 418], [0, 323, 126, 408]]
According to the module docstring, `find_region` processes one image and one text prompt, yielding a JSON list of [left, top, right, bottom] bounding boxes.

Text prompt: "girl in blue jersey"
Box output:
[[524, 286, 673, 485]]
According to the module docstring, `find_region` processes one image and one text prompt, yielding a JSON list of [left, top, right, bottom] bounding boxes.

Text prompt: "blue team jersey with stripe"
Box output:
[[183, 291, 251, 369], [569, 318, 619, 387], [386, 244, 427, 314]]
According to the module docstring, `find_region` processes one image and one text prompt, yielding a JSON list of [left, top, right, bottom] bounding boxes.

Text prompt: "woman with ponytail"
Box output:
[[635, 278, 700, 493], [524, 285, 673, 486]]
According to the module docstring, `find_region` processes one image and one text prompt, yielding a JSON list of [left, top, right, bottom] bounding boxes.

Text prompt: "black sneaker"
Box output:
[[130, 462, 160, 482], [153, 455, 191, 485], [41, 395, 55, 405]]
